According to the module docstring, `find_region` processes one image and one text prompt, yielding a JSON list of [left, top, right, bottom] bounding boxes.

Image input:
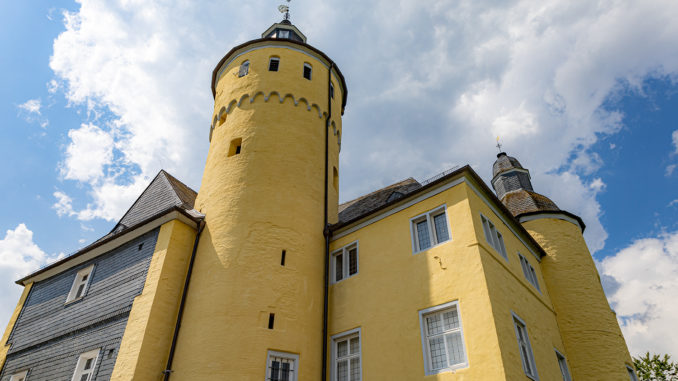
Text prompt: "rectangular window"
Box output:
[[513, 314, 538, 380], [9, 370, 28, 381], [330, 82, 335, 99], [411, 206, 451, 253], [66, 265, 94, 303], [303, 63, 312, 80], [266, 351, 298, 381], [72, 348, 100, 381], [269, 58, 280, 72], [332, 329, 361, 381], [238, 60, 250, 77], [419, 301, 468, 375], [519, 253, 541, 291], [481, 214, 508, 259], [627, 365, 639, 381], [332, 242, 358, 283], [555, 350, 571, 381], [228, 138, 242, 157]]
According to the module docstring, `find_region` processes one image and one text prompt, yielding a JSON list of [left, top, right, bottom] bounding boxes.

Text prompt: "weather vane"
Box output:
[[496, 136, 503, 152], [278, 0, 291, 21]]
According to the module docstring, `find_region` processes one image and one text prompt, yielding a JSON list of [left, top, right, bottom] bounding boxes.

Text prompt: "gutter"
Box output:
[[163, 219, 206, 380], [321, 62, 334, 381]]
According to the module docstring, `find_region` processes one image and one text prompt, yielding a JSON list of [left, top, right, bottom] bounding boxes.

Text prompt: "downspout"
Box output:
[[321, 62, 334, 381], [163, 218, 205, 380]]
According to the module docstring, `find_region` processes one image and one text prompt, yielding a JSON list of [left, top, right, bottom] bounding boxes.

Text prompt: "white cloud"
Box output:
[[600, 231, 678, 358], [666, 164, 677, 177], [0, 224, 59, 331], [17, 98, 49, 128], [53, 191, 75, 217], [18, 99, 41, 115], [673, 130, 678, 153], [60, 123, 114, 184]]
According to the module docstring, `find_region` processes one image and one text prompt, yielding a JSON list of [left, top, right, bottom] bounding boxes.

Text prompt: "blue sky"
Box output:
[[1, 0, 677, 358]]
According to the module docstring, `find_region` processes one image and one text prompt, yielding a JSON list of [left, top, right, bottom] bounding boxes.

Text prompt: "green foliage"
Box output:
[[633, 352, 678, 381]]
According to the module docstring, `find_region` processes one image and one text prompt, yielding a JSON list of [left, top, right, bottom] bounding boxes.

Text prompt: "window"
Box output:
[[238, 60, 250, 77], [330, 82, 335, 99], [66, 265, 94, 303], [10, 370, 28, 381], [411, 206, 450, 253], [228, 138, 242, 157], [555, 350, 571, 381], [303, 63, 312, 80], [480, 214, 508, 259], [519, 253, 540, 291], [419, 301, 467, 375], [513, 314, 538, 380], [332, 329, 361, 381], [332, 242, 358, 283], [269, 57, 280, 72], [266, 351, 298, 381], [627, 365, 639, 381], [72, 348, 100, 381], [278, 29, 290, 39]]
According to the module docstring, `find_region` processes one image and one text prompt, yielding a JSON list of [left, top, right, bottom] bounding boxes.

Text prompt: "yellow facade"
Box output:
[[166, 40, 344, 380]]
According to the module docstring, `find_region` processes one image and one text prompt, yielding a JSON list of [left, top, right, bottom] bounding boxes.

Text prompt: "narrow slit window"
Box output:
[[303, 63, 312, 80], [238, 60, 250, 77], [66, 265, 94, 303], [269, 57, 280, 72], [330, 82, 335, 99], [332, 242, 358, 283], [268, 313, 275, 329], [333, 166, 339, 191], [138, 243, 143, 251], [281, 250, 286, 266], [228, 138, 242, 157], [519, 253, 541, 291], [555, 350, 571, 381]]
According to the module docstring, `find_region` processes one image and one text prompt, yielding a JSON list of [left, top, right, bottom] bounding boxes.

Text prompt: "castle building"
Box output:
[[0, 17, 636, 381]]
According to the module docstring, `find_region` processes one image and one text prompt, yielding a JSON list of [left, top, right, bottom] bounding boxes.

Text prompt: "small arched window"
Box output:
[[303, 63, 312, 80], [238, 60, 250, 77], [269, 57, 280, 72]]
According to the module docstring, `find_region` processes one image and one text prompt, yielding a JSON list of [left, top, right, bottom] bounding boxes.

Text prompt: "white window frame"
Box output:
[[518, 253, 541, 292], [331, 241, 359, 284], [480, 213, 508, 260], [627, 365, 639, 381], [419, 301, 468, 375], [66, 265, 94, 303], [554, 349, 571, 381], [71, 348, 100, 381], [410, 205, 451, 254], [9, 370, 28, 381], [331, 328, 362, 381], [512, 313, 539, 380], [265, 350, 299, 381]]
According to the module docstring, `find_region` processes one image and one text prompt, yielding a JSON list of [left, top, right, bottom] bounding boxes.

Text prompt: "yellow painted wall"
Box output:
[[111, 219, 197, 381], [523, 217, 634, 380], [168, 41, 343, 380], [0, 282, 32, 372]]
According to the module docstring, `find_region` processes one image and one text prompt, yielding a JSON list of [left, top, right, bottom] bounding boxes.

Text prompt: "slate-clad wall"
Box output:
[[0, 229, 159, 380], [492, 171, 533, 199]]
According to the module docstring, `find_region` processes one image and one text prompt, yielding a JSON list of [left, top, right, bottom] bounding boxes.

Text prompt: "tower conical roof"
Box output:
[[493, 152, 524, 178]]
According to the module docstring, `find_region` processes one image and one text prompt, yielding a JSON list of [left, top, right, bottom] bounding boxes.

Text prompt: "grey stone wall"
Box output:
[[1, 229, 159, 381]]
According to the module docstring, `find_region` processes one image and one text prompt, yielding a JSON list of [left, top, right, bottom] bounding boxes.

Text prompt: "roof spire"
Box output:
[[278, 0, 291, 22], [496, 136, 503, 154]]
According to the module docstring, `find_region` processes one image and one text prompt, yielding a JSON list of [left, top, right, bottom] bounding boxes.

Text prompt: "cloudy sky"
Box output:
[[1, 0, 677, 358]]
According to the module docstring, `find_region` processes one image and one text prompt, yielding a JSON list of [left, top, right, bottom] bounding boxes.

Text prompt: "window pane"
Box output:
[[281, 362, 290, 381], [350, 357, 361, 381], [558, 355, 571, 381], [428, 336, 447, 370], [349, 337, 359, 354], [337, 360, 348, 381], [271, 360, 280, 381], [481, 217, 492, 245], [84, 358, 92, 370], [337, 340, 348, 358], [496, 232, 507, 258], [269, 59, 279, 72], [445, 331, 465, 366], [335, 254, 343, 281], [442, 308, 459, 330], [433, 213, 449, 243], [80, 375, 89, 381], [416, 220, 431, 250], [426, 314, 442, 336], [348, 248, 358, 276], [76, 284, 85, 298]]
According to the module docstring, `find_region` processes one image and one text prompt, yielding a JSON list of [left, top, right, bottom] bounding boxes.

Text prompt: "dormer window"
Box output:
[[66, 265, 94, 303], [278, 29, 290, 39], [303, 63, 312, 80], [238, 60, 250, 77]]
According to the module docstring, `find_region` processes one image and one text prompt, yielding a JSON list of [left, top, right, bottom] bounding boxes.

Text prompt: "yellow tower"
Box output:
[[492, 152, 634, 380], [165, 19, 347, 380]]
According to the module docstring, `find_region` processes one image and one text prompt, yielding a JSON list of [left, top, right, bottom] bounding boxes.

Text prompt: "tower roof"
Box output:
[[493, 152, 524, 178]]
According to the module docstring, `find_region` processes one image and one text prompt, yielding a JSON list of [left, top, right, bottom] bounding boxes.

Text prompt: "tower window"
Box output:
[[269, 57, 280, 72], [268, 313, 275, 329], [411, 206, 451, 253], [330, 82, 335, 99], [266, 351, 298, 381], [332, 242, 358, 283], [238, 60, 250, 77], [228, 138, 242, 157], [303, 63, 312, 80], [66, 265, 94, 303], [420, 301, 468, 375], [278, 29, 290, 39]]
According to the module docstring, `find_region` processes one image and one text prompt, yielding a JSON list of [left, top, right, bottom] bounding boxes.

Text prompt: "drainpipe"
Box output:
[[163, 218, 205, 380], [321, 62, 334, 381]]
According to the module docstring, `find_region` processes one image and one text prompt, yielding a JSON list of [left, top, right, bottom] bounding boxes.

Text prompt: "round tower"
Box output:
[[168, 19, 347, 380], [491, 152, 635, 380]]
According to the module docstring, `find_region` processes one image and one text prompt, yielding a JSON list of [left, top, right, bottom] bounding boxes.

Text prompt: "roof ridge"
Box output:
[[339, 177, 419, 208]]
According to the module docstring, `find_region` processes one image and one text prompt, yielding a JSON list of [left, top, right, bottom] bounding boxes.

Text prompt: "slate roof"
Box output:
[[337, 178, 422, 224], [493, 152, 524, 178], [501, 189, 560, 217]]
